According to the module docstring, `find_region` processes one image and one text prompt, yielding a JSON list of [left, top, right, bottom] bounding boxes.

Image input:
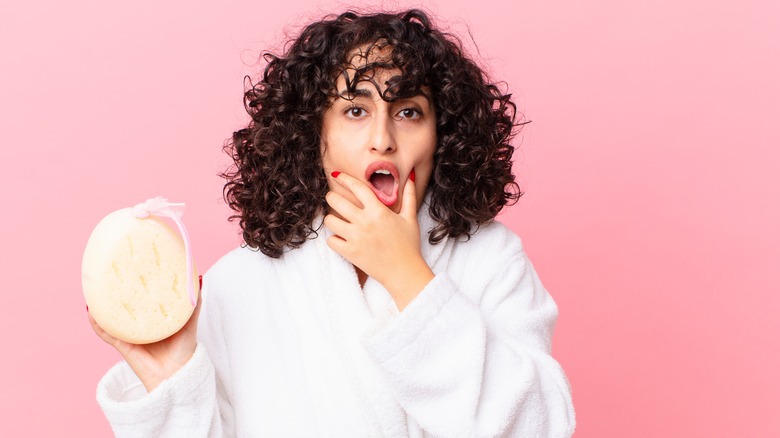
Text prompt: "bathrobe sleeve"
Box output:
[[95, 278, 234, 437], [364, 225, 576, 437]]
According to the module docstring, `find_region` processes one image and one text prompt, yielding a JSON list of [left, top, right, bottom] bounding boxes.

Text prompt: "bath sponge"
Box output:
[[82, 199, 198, 344]]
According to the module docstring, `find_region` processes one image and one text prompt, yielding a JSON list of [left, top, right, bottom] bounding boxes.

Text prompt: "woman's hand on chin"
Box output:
[[324, 171, 434, 310]]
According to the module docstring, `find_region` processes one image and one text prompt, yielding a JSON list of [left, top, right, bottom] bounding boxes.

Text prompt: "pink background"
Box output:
[[1, 0, 778, 436]]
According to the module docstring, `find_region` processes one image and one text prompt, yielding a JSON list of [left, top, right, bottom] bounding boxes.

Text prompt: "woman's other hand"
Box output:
[[86, 277, 202, 393]]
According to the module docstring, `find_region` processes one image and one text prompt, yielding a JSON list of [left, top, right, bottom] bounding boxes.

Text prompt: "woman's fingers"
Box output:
[[325, 234, 349, 256], [88, 310, 136, 357], [323, 212, 352, 240], [325, 189, 362, 221], [87, 309, 118, 346], [400, 172, 418, 221], [330, 171, 379, 210]]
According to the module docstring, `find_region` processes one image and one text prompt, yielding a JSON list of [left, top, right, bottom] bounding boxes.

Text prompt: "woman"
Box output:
[[89, 9, 575, 437]]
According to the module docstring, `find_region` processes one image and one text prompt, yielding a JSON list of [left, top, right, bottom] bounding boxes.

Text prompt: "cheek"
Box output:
[[320, 147, 332, 171], [319, 132, 329, 158], [320, 135, 341, 173], [416, 134, 436, 174], [320, 130, 353, 169], [419, 123, 437, 160], [412, 141, 436, 204]]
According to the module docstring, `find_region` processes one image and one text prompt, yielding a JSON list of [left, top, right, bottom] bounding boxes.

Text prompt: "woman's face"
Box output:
[[320, 66, 437, 214]]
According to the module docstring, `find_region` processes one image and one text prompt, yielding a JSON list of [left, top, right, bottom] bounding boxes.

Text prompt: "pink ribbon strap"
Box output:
[[132, 196, 197, 307]]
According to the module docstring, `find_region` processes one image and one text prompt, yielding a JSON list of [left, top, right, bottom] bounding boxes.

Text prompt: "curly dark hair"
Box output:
[[222, 9, 523, 258]]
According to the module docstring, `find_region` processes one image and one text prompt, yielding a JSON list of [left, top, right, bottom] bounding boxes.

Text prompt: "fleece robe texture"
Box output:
[[97, 207, 576, 437]]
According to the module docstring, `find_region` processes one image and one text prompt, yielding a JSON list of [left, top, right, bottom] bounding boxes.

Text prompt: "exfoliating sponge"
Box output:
[[82, 199, 199, 344]]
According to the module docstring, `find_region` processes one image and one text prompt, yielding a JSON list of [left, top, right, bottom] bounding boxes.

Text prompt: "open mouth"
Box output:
[[370, 170, 395, 196], [365, 162, 399, 207]]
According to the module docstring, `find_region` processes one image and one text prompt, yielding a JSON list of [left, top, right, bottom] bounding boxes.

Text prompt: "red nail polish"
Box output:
[[199, 275, 203, 289], [331, 171, 341, 178], [86, 305, 89, 312], [410, 169, 416, 182]]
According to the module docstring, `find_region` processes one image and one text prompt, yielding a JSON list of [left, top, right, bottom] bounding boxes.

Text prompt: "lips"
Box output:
[[365, 161, 399, 207]]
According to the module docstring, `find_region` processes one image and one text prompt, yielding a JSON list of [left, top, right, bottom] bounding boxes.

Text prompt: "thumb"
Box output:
[[400, 169, 418, 220]]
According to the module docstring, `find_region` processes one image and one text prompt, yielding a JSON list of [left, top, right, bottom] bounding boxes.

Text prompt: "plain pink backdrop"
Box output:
[[1, 0, 778, 436]]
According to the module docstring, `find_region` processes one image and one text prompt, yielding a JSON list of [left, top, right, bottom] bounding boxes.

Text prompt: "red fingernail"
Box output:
[[331, 171, 341, 178], [410, 169, 416, 182], [198, 275, 203, 289], [86, 305, 89, 312]]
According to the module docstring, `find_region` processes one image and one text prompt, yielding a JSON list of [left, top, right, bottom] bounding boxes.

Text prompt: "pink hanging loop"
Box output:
[[132, 196, 197, 307]]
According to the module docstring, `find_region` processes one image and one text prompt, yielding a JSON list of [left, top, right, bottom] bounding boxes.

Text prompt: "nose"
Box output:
[[369, 114, 396, 154]]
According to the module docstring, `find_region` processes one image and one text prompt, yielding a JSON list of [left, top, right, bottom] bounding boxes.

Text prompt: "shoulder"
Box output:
[[207, 245, 269, 277], [202, 245, 280, 299], [202, 237, 320, 297], [456, 219, 525, 258], [430, 219, 530, 283]]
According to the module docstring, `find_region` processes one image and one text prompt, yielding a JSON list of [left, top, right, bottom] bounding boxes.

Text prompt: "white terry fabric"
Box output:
[[96, 205, 576, 437]]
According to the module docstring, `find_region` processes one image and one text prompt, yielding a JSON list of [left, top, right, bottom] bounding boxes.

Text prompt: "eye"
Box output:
[[397, 108, 421, 120], [345, 106, 367, 119]]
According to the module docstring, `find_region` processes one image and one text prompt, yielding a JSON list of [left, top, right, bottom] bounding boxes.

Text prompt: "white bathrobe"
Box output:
[[97, 206, 576, 437]]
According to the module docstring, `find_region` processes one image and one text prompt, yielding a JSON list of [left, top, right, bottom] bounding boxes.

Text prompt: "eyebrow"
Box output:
[[337, 87, 433, 104], [339, 88, 374, 99]]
